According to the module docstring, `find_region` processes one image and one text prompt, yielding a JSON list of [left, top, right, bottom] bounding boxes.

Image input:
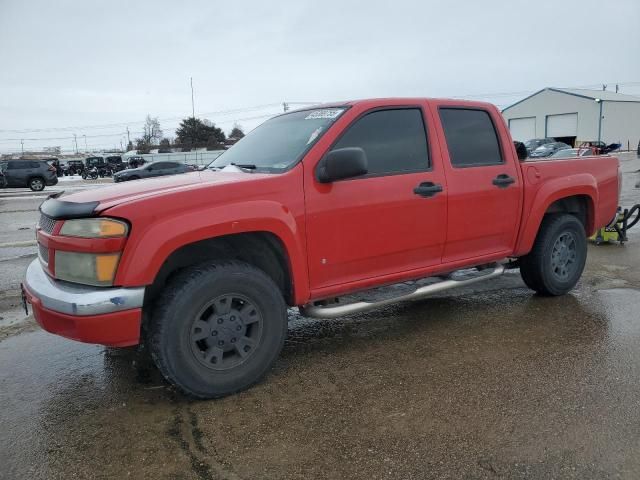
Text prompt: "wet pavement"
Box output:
[[1, 155, 639, 479]]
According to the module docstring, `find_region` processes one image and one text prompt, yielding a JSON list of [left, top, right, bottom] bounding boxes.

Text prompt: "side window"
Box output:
[[30, 162, 41, 168], [7, 161, 21, 170], [439, 108, 503, 167], [331, 108, 429, 176]]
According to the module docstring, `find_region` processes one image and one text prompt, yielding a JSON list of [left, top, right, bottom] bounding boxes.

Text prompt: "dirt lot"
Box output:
[[1, 157, 639, 479]]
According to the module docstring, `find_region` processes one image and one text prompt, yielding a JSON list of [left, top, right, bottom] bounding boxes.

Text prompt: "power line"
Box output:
[[0, 103, 285, 134]]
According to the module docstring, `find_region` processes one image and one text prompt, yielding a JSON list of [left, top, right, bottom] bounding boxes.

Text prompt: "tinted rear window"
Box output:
[[439, 108, 503, 167]]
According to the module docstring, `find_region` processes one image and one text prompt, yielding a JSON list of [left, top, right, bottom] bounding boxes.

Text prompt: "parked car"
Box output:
[[24, 98, 620, 399], [63, 160, 85, 176], [578, 141, 621, 155], [524, 138, 555, 153], [529, 142, 572, 158], [105, 155, 125, 172], [85, 156, 105, 168], [550, 148, 595, 158], [0, 159, 58, 191], [113, 161, 191, 182], [85, 156, 116, 177], [128, 156, 146, 168]]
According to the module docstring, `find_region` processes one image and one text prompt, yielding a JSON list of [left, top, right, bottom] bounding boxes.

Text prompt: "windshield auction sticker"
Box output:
[[305, 109, 343, 120]]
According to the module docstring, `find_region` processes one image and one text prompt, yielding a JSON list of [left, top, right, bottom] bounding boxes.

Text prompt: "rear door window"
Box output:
[[439, 108, 503, 167]]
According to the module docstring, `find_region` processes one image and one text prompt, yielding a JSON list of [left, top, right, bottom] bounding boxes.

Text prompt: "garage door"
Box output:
[[546, 113, 578, 137], [508, 117, 536, 142]]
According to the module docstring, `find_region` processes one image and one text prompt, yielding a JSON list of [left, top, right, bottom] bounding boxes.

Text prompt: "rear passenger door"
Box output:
[[434, 105, 522, 263], [148, 162, 167, 177], [165, 162, 182, 175]]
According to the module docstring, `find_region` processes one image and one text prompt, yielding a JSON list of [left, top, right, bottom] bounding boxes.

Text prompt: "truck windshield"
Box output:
[[208, 107, 347, 172]]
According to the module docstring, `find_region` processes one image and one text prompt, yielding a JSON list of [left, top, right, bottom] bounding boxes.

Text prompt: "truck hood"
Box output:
[[60, 169, 269, 212]]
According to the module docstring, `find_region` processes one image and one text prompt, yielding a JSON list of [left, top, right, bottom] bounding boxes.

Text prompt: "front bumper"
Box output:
[[23, 259, 145, 347]]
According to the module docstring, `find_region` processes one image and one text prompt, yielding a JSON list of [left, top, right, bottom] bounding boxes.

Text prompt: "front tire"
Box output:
[[519, 214, 587, 296], [147, 261, 288, 398]]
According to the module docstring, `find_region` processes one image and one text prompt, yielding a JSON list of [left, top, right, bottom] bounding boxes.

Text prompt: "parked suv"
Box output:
[[0, 160, 58, 191]]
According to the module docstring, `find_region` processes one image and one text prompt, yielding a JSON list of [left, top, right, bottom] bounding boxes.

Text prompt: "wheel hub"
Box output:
[[189, 293, 263, 371], [551, 232, 577, 281], [206, 313, 247, 352]]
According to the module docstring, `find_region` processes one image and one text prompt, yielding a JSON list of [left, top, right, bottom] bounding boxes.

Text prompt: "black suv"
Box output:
[[0, 160, 59, 191]]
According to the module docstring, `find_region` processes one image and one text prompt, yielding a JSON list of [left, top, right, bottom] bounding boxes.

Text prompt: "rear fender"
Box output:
[[514, 174, 598, 256]]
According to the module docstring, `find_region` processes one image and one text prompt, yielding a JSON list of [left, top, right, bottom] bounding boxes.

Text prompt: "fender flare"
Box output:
[[514, 174, 598, 256], [114, 200, 310, 304]]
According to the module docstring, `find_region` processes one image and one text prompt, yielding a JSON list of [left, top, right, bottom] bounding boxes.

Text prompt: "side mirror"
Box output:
[[317, 147, 368, 183], [514, 141, 528, 161]]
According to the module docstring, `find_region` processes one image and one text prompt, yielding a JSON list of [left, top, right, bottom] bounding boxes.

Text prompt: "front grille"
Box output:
[[38, 243, 49, 264], [38, 214, 56, 234]]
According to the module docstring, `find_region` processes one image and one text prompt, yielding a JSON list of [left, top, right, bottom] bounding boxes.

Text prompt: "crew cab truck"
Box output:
[[23, 98, 620, 398]]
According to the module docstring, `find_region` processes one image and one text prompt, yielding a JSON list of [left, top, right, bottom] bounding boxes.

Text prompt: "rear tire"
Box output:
[[28, 177, 45, 191], [519, 214, 587, 296], [147, 261, 288, 398]]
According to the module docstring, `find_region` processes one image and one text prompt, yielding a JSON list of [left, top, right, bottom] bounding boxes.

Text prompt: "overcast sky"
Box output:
[[1, 0, 639, 154]]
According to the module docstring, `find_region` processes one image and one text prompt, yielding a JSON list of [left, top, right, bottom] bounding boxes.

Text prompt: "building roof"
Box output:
[[551, 87, 640, 102], [503, 87, 640, 112]]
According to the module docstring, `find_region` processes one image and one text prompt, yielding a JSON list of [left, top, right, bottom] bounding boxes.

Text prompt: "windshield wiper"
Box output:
[[230, 163, 257, 171]]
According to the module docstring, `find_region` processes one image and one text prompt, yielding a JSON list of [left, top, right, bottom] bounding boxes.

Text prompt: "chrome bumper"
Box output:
[[24, 259, 145, 316]]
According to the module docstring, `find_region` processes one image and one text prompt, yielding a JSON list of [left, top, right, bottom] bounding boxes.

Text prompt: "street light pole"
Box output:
[[595, 99, 603, 143], [20, 139, 24, 155], [190, 77, 195, 118], [83, 134, 88, 153]]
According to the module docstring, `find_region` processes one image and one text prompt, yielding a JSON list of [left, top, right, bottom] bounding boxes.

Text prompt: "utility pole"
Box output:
[[73, 134, 78, 154], [602, 84, 607, 91], [615, 84, 619, 93], [283, 102, 289, 112], [126, 127, 130, 145], [20, 139, 24, 155], [190, 77, 195, 118], [83, 134, 87, 153]]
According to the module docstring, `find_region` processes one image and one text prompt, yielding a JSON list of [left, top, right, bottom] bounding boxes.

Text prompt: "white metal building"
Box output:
[[502, 88, 640, 149]]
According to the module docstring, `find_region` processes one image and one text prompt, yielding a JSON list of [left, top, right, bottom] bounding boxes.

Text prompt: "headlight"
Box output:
[[60, 218, 128, 238], [55, 251, 121, 286]]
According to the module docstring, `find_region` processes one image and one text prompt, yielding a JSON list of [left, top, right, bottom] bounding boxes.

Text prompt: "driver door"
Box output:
[[304, 106, 447, 292]]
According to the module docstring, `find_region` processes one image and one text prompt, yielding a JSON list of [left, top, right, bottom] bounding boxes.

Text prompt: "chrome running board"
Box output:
[[300, 264, 506, 319]]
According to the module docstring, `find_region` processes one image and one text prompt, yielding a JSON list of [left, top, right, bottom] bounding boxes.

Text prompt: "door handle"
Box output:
[[413, 182, 443, 198], [492, 174, 515, 188]]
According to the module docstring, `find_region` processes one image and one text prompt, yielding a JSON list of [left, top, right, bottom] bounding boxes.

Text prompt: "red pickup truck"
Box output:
[[23, 98, 620, 398]]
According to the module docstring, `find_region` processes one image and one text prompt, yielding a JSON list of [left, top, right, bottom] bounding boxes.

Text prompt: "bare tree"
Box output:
[[142, 115, 163, 145]]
